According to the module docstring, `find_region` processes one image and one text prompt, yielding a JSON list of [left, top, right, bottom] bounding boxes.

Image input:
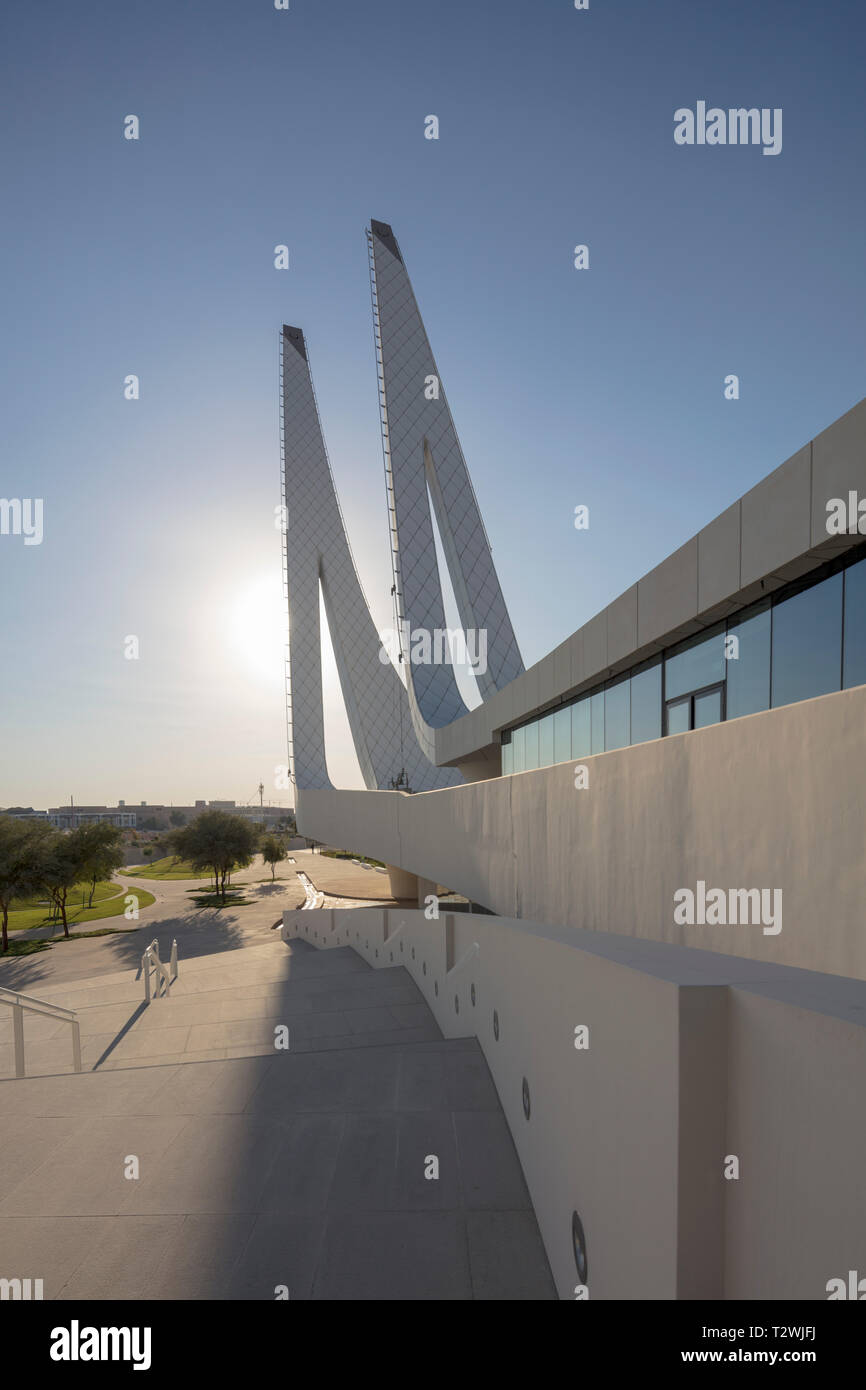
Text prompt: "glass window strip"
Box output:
[[500, 542, 866, 772]]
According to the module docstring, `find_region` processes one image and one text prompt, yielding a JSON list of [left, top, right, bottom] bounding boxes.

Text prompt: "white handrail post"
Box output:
[[12, 1002, 25, 1079], [0, 990, 82, 1079], [170, 939, 178, 981], [151, 940, 165, 997], [143, 951, 152, 1004]]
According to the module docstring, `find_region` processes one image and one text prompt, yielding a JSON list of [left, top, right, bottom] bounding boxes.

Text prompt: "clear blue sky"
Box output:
[[1, 0, 864, 807]]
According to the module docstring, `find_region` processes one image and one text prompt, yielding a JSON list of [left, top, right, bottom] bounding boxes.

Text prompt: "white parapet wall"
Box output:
[[296, 683, 866, 982], [283, 904, 866, 1302]]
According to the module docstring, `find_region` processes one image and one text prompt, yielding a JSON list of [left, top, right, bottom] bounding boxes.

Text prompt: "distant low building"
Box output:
[[12, 800, 294, 833], [48, 805, 137, 829]]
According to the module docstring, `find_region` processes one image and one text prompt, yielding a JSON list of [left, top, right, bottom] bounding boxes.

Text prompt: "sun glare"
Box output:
[[229, 573, 287, 684]]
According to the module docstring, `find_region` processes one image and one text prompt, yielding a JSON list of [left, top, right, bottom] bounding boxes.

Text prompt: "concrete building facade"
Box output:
[[282, 222, 866, 1300]]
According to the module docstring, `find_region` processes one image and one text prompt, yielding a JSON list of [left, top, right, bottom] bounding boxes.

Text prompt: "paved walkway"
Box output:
[[0, 936, 555, 1299], [297, 852, 403, 901], [0, 857, 305, 993], [0, 853, 409, 995], [0, 937, 442, 1076]]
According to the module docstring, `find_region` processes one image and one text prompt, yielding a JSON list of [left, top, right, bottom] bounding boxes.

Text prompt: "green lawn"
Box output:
[[1, 938, 51, 957], [7, 881, 156, 934], [322, 851, 386, 868], [10, 879, 119, 912], [122, 856, 210, 880]]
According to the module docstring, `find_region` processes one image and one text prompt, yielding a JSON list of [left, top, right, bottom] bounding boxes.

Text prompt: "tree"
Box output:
[[170, 810, 257, 904], [260, 834, 286, 882], [40, 827, 92, 939], [0, 816, 53, 954], [76, 822, 124, 908], [169, 810, 187, 828]]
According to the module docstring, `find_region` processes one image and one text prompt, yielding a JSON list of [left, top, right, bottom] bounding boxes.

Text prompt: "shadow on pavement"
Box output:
[[0, 910, 253, 994]]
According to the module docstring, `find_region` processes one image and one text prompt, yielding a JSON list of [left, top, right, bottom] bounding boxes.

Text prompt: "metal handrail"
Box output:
[[0, 986, 78, 1021], [0, 987, 81, 1079], [142, 938, 178, 1004]]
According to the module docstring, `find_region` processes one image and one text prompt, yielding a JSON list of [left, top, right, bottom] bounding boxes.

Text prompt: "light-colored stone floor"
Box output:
[[296, 850, 410, 904], [0, 940, 439, 1077], [0, 937, 555, 1300]]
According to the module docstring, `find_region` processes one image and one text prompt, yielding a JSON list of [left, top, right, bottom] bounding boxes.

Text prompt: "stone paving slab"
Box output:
[[465, 1211, 561, 1300], [0, 1013, 71, 1043], [294, 850, 402, 902], [0, 1114, 190, 1217], [311, 1211, 472, 1300], [225, 1214, 324, 1300], [0, 936, 555, 1299], [0, 939, 437, 1077]]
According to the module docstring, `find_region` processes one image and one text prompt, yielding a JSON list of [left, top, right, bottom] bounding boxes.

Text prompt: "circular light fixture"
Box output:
[[571, 1211, 588, 1286]]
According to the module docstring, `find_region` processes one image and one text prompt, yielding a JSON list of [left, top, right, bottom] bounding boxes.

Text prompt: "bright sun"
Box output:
[[228, 573, 287, 684]]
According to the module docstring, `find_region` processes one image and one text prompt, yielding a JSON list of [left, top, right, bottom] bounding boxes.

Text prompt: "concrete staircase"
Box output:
[[1, 937, 444, 1076], [0, 936, 555, 1299]]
